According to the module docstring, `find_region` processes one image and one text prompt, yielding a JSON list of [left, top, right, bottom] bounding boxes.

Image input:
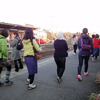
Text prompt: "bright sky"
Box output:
[[0, 0, 100, 33]]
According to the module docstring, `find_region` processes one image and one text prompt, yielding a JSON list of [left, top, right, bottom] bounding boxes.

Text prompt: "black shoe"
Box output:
[[3, 80, 14, 86], [19, 67, 23, 69], [0, 82, 3, 86], [15, 68, 19, 72]]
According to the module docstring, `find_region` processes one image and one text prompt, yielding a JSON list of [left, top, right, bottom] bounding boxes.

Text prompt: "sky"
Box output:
[[0, 0, 100, 33]]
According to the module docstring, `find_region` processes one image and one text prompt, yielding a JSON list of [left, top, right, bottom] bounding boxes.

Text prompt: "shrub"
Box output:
[[89, 93, 100, 100], [95, 72, 100, 84], [89, 93, 97, 100]]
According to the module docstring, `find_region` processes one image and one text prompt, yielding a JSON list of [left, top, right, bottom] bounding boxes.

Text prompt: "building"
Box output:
[[0, 22, 38, 40], [0, 22, 49, 44]]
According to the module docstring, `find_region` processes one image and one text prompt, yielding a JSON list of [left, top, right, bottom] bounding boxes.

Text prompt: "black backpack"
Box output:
[[16, 38, 23, 50]]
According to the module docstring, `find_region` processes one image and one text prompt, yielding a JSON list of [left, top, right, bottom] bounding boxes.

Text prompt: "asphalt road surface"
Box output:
[[0, 50, 100, 100]]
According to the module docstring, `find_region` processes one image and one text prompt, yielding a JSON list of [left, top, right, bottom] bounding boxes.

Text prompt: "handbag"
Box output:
[[36, 52, 42, 60]]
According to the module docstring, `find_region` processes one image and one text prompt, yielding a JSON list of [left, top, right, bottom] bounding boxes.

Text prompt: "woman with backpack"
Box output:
[[23, 28, 41, 90], [9, 32, 23, 72], [54, 31, 68, 83], [77, 28, 93, 81]]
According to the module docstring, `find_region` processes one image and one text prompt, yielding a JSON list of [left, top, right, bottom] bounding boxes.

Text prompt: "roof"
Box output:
[[0, 22, 38, 31]]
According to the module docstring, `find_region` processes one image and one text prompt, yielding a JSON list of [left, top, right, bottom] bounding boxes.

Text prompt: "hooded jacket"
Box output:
[[0, 35, 8, 59], [78, 34, 93, 56], [23, 39, 41, 57]]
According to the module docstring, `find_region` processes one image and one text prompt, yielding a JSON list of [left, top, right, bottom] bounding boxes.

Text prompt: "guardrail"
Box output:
[[7, 43, 73, 66]]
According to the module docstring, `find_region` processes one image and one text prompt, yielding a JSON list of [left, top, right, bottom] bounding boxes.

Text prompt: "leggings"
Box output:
[[73, 44, 77, 53], [55, 57, 66, 78], [28, 74, 35, 84], [78, 55, 90, 75], [14, 59, 23, 68]]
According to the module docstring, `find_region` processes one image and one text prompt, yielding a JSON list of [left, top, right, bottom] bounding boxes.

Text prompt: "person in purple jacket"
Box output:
[[54, 32, 68, 83], [77, 28, 93, 81]]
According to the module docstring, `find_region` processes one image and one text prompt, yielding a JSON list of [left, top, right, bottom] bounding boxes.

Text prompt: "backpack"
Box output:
[[80, 37, 91, 51], [16, 38, 23, 50]]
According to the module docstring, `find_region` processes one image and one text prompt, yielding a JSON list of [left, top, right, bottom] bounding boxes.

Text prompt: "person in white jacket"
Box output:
[[72, 34, 78, 55]]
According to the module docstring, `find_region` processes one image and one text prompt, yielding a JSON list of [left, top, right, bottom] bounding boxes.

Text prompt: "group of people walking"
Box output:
[[0, 28, 41, 89], [0, 27, 100, 90], [54, 28, 100, 81]]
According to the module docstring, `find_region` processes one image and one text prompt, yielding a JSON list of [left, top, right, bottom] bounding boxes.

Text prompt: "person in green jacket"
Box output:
[[0, 29, 13, 86]]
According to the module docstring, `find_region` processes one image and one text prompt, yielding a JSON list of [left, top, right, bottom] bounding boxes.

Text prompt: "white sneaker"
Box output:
[[28, 84, 36, 90], [26, 79, 30, 85], [27, 79, 30, 82], [73, 53, 76, 55], [92, 57, 94, 61]]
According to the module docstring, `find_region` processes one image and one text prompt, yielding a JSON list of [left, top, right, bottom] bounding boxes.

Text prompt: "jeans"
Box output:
[[73, 44, 77, 53], [78, 55, 90, 75], [0, 59, 11, 81], [0, 59, 11, 73], [54, 57, 66, 78]]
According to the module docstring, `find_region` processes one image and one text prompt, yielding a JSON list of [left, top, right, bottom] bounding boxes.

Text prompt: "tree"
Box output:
[[43, 29, 54, 42]]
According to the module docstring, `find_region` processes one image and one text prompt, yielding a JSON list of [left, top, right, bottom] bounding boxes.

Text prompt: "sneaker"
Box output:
[[84, 72, 88, 76], [15, 68, 19, 72], [26, 79, 30, 85], [3, 80, 14, 86], [92, 57, 94, 61], [57, 77, 61, 83], [77, 75, 82, 81], [28, 84, 36, 90], [0, 82, 3, 86], [27, 79, 30, 82], [73, 53, 76, 55]]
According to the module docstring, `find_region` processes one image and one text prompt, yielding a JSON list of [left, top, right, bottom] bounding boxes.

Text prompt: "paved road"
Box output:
[[0, 50, 100, 100]]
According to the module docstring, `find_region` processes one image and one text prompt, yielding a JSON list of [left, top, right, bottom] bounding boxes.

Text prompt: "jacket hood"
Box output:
[[23, 39, 31, 44], [0, 34, 5, 38], [81, 34, 90, 39]]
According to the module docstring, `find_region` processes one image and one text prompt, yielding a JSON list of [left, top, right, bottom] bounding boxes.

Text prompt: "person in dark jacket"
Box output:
[[54, 31, 68, 83], [77, 28, 93, 81], [0, 29, 13, 86]]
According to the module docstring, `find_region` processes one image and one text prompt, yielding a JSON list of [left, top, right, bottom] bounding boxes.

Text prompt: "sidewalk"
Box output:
[[0, 50, 100, 100]]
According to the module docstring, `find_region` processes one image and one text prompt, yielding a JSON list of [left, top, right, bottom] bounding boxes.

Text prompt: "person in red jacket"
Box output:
[[92, 34, 100, 61]]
